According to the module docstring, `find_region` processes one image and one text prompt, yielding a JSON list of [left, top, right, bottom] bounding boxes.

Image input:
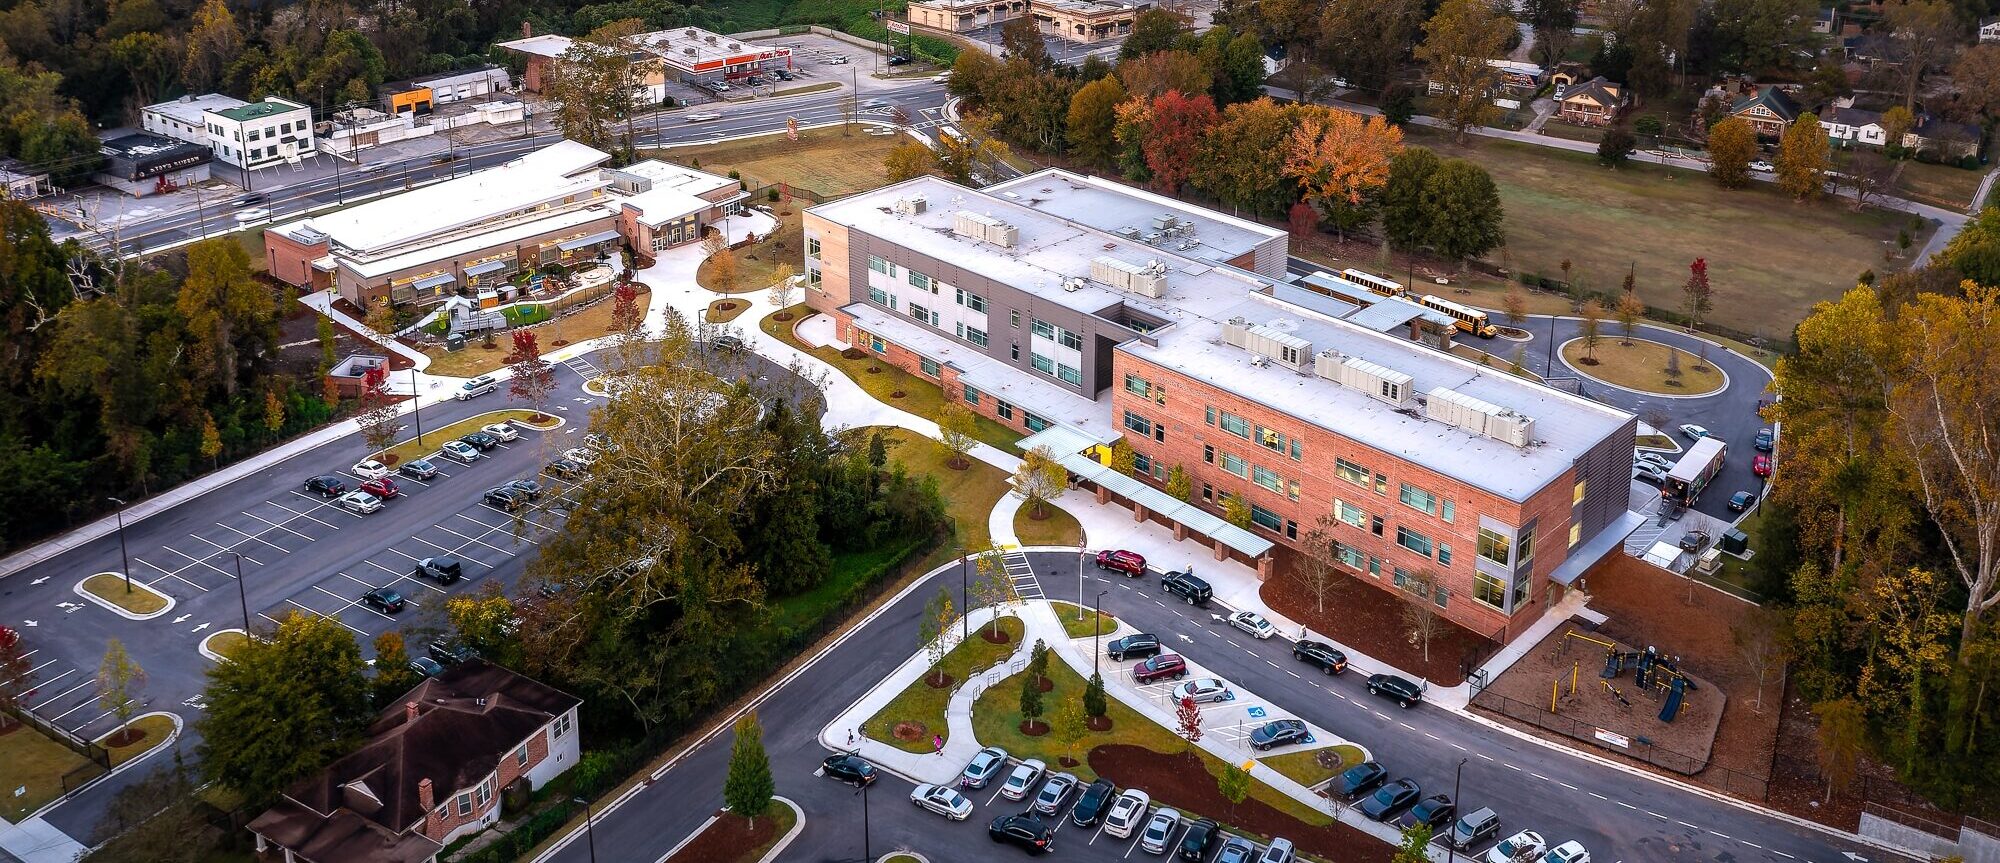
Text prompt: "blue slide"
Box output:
[[1659, 677, 1687, 722]]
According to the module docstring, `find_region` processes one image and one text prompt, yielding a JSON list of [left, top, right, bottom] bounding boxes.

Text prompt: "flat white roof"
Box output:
[[343, 206, 615, 279], [144, 93, 247, 126], [622, 186, 710, 226], [616, 159, 738, 197], [497, 34, 575, 58], [502, 28, 789, 71], [291, 140, 611, 255], [985, 168, 1283, 268]]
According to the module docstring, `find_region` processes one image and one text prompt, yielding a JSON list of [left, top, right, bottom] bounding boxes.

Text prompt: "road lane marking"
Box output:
[[1677, 821, 1698, 829], [1531, 773, 1549, 781], [1711, 832, 1732, 840], [1617, 802, 1637, 810], [1559, 782, 1578, 791], [1505, 764, 1522, 771], [1741, 841, 1761, 849], [1588, 792, 1608, 800]]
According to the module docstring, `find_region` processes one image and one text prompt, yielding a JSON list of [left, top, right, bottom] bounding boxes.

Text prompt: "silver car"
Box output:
[[1171, 677, 1234, 704], [440, 440, 480, 464], [959, 746, 1009, 789], [999, 758, 1046, 801], [909, 783, 973, 820], [1033, 771, 1077, 816], [1139, 807, 1181, 854], [336, 490, 382, 514]]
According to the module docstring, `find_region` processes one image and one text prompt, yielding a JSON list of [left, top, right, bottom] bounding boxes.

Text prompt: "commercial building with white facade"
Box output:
[[141, 93, 317, 172]]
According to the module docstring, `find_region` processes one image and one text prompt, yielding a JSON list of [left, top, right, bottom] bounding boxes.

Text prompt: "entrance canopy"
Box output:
[[1019, 426, 1275, 559]]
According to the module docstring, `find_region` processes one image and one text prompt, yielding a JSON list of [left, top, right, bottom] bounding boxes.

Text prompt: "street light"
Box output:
[[106, 497, 132, 593], [1449, 757, 1468, 863], [1093, 589, 1108, 678], [1076, 539, 1086, 621], [571, 797, 598, 863], [229, 552, 251, 634], [855, 781, 872, 863]]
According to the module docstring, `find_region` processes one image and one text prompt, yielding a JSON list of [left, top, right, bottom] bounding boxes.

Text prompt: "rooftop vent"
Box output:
[[1115, 226, 1140, 240], [1092, 255, 1168, 298], [1223, 318, 1312, 371], [953, 210, 1017, 247], [892, 195, 928, 215], [1151, 213, 1177, 231], [1426, 386, 1535, 447], [1315, 351, 1413, 407]]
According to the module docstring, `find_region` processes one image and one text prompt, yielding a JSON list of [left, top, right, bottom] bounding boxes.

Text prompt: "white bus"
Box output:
[[1340, 268, 1408, 298]]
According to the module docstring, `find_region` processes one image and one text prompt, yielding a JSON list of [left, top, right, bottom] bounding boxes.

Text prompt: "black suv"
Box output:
[[1106, 633, 1161, 661], [820, 753, 877, 787], [460, 431, 500, 451], [1161, 569, 1211, 607], [988, 813, 1053, 854], [428, 640, 477, 666], [414, 556, 463, 585], [545, 457, 585, 478], [505, 478, 543, 500], [483, 487, 526, 510], [1293, 639, 1348, 675], [1177, 818, 1219, 860], [304, 475, 347, 497], [1366, 673, 1424, 708], [1070, 779, 1116, 827]]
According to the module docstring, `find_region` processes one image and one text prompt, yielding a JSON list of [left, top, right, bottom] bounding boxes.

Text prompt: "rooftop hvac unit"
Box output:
[[1151, 213, 1176, 231], [1319, 353, 1413, 406], [705, 35, 718, 43], [686, 28, 698, 36], [1062, 277, 1085, 292], [1116, 226, 1140, 239], [892, 195, 928, 215], [1142, 232, 1163, 244], [952, 210, 1017, 247], [1426, 386, 1534, 447], [728, 42, 740, 49], [1091, 255, 1167, 298], [1221, 319, 1312, 370]]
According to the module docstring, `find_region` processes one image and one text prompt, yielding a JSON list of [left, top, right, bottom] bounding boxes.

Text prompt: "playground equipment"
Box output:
[[1660, 677, 1689, 722], [1551, 630, 1697, 723]]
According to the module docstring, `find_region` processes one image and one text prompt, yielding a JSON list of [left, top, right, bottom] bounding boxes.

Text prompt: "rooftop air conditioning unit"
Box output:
[[1092, 255, 1167, 298], [952, 210, 1017, 247], [1116, 226, 1140, 239], [1142, 232, 1163, 244], [1151, 213, 1176, 231], [1063, 277, 1084, 292]]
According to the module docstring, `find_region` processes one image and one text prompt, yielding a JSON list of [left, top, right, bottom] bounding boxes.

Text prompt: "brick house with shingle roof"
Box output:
[[248, 661, 581, 863], [1558, 77, 1629, 126], [1729, 85, 1802, 137]]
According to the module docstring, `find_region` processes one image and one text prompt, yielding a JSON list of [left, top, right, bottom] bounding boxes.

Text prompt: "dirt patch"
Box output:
[[1259, 547, 1496, 685], [1088, 716, 1113, 732], [982, 628, 1014, 645], [893, 721, 929, 742], [924, 672, 956, 690], [1020, 720, 1049, 736], [1090, 745, 1391, 863], [662, 811, 777, 863]]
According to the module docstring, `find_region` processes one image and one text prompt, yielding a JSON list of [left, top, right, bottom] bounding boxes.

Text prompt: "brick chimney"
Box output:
[[405, 700, 420, 724], [522, 20, 533, 38], [418, 777, 434, 813]]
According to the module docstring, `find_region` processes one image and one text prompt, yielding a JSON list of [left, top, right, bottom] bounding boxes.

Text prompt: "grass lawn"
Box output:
[[705, 298, 752, 323], [1258, 744, 1368, 789], [203, 630, 248, 660], [1561, 338, 1725, 396], [103, 714, 176, 766], [880, 855, 922, 863], [375, 409, 559, 466], [874, 427, 1010, 550], [863, 615, 1024, 753], [650, 123, 903, 198], [80, 574, 168, 615], [762, 539, 926, 636], [0, 722, 101, 822], [1408, 126, 1919, 339], [1014, 502, 1083, 548], [1636, 433, 1680, 451], [1449, 342, 1541, 381], [972, 660, 1334, 827], [420, 287, 645, 378], [700, 208, 803, 295], [1049, 601, 1116, 639], [1538, 122, 1605, 145], [742, 801, 799, 861], [763, 305, 1022, 452], [1893, 158, 1986, 210]]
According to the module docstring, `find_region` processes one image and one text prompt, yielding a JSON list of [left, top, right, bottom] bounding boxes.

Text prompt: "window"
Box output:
[[956, 289, 986, 312], [1434, 587, 1449, 608], [1396, 525, 1433, 557], [1203, 444, 1214, 464], [1477, 528, 1512, 565], [1124, 412, 1153, 435], [1253, 465, 1283, 493], [1371, 515, 1384, 536], [1125, 373, 1152, 397], [1335, 500, 1365, 529], [1205, 405, 1217, 426], [1399, 483, 1438, 516], [1010, 310, 1020, 328], [1032, 353, 1055, 374], [1218, 412, 1251, 439], [1336, 543, 1365, 569], [869, 335, 886, 354], [1286, 520, 1298, 539], [477, 780, 492, 806], [1375, 473, 1389, 494], [1569, 522, 1582, 548], [868, 255, 889, 274], [1441, 499, 1455, 523], [1057, 363, 1082, 385], [1438, 542, 1453, 566], [807, 237, 821, 258], [1256, 427, 1292, 457], [908, 270, 933, 291], [1031, 318, 1055, 339], [1517, 528, 1535, 565], [964, 384, 982, 405], [909, 303, 938, 325], [456, 793, 472, 817], [868, 286, 888, 305], [515, 745, 529, 766], [1250, 504, 1283, 531], [1220, 452, 1249, 478], [997, 400, 1014, 420], [956, 323, 989, 346], [1512, 574, 1529, 607], [808, 267, 822, 287], [1474, 573, 1506, 609], [1336, 459, 1370, 488], [1024, 413, 1049, 432], [1058, 328, 1083, 351], [1010, 344, 1020, 360], [1134, 452, 1153, 475], [1573, 479, 1587, 505], [919, 357, 940, 377], [1368, 556, 1382, 577]]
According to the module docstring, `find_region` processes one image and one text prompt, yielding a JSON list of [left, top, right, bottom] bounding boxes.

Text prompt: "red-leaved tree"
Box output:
[[1176, 694, 1203, 753], [1141, 90, 1219, 195], [1682, 257, 1712, 332], [356, 365, 401, 457], [1288, 201, 1318, 240], [509, 331, 556, 421], [611, 282, 642, 336]]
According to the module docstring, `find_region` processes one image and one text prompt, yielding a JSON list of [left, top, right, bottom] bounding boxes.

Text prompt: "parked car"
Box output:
[[772, 69, 794, 80], [1728, 490, 1757, 512], [359, 477, 400, 500], [1259, 837, 1296, 863], [1678, 530, 1711, 552], [960, 746, 1009, 789], [506, 478, 543, 500], [1161, 569, 1211, 606], [1488, 831, 1546, 863], [1749, 160, 1775, 173], [1678, 423, 1710, 440], [1215, 837, 1257, 863], [337, 490, 383, 514], [708, 334, 747, 354], [352, 459, 390, 479], [999, 759, 1046, 801], [460, 431, 500, 451], [415, 556, 463, 585], [482, 422, 520, 443], [1544, 841, 1591, 863], [408, 656, 446, 677], [1366, 673, 1424, 707], [1752, 453, 1773, 477], [1633, 464, 1667, 484], [821, 753, 877, 787], [988, 813, 1054, 855], [1177, 818, 1219, 860], [1095, 549, 1147, 576], [441, 440, 480, 463], [1032, 771, 1077, 816], [483, 486, 527, 511], [1337, 761, 1388, 798], [1754, 428, 1775, 451], [1103, 789, 1151, 838], [1133, 653, 1188, 683], [428, 640, 476, 665], [361, 587, 406, 613], [1293, 640, 1348, 674], [888, 54, 912, 65], [1452, 807, 1501, 849], [546, 457, 586, 478], [1250, 718, 1313, 751], [1171, 677, 1233, 704], [1634, 451, 1672, 471], [399, 458, 439, 480], [1228, 610, 1275, 639], [910, 784, 973, 820], [1098, 631, 1160, 662], [1070, 779, 1117, 827], [304, 475, 347, 497], [1399, 794, 1456, 830], [457, 375, 497, 400], [562, 447, 600, 465], [1140, 807, 1182, 854], [1359, 778, 1422, 820]]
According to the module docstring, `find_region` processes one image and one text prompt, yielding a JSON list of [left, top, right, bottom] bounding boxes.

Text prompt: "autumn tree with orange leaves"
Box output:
[[1132, 90, 1218, 195], [1284, 108, 1405, 240]]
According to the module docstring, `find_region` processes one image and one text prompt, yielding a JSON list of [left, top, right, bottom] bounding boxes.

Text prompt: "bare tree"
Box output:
[[1732, 607, 1790, 711], [1298, 511, 1348, 614], [1401, 569, 1446, 664]]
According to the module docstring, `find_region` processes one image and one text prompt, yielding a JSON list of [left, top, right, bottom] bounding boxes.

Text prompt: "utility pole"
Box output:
[[1093, 589, 1107, 677], [960, 547, 970, 641], [408, 366, 425, 448], [230, 552, 251, 633], [1076, 540, 1086, 620], [192, 183, 208, 240], [107, 497, 133, 593]]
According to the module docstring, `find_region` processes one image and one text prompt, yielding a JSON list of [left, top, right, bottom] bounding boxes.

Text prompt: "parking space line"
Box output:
[[315, 583, 403, 616], [30, 677, 89, 709], [385, 547, 426, 563], [283, 599, 366, 635], [266, 498, 340, 530], [214, 521, 290, 555], [239, 510, 315, 540], [159, 547, 230, 584], [336, 572, 381, 591], [48, 694, 122, 724], [409, 534, 489, 566], [27, 657, 62, 675], [434, 524, 518, 556], [188, 534, 260, 565], [461, 512, 541, 543]]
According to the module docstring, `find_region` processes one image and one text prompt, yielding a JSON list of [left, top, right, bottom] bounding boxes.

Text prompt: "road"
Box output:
[[532, 554, 1894, 863]]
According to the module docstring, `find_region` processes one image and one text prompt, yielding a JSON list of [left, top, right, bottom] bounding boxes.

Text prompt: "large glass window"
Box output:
[[1399, 483, 1437, 516], [1573, 479, 1587, 505], [1477, 528, 1512, 565], [1253, 466, 1283, 493], [1250, 504, 1283, 531], [1058, 328, 1083, 351], [908, 270, 933, 291], [1335, 500, 1366, 529], [963, 325, 989, 346], [1473, 573, 1507, 609], [1438, 542, 1453, 566], [807, 237, 821, 258], [1125, 374, 1149, 396], [1517, 528, 1536, 565], [1256, 427, 1294, 458], [1024, 413, 1049, 432], [1057, 363, 1083, 386], [964, 384, 981, 405], [956, 289, 986, 312], [1218, 412, 1251, 439], [1570, 522, 1582, 548], [868, 255, 889, 274], [1032, 353, 1055, 374], [909, 303, 938, 326], [997, 400, 1014, 420], [1336, 459, 1370, 488], [1123, 411, 1153, 435], [1220, 453, 1249, 478], [919, 357, 940, 377], [1030, 318, 1055, 339], [1336, 543, 1365, 569], [1396, 525, 1433, 557]]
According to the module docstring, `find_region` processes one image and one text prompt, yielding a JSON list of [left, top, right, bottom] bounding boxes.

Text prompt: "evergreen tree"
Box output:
[[1084, 671, 1109, 718], [724, 712, 774, 826], [1383, 147, 1442, 250]]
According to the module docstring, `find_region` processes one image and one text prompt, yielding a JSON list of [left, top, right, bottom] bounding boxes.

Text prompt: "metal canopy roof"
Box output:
[[1019, 426, 1276, 559]]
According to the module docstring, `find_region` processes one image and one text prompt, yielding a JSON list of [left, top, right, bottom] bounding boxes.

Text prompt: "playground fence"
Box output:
[[1471, 690, 1772, 800]]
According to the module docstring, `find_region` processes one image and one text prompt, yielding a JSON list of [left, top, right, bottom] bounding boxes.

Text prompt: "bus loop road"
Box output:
[[0, 348, 813, 841], [535, 555, 1895, 863]]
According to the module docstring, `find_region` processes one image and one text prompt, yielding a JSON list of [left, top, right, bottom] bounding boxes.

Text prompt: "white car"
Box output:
[[1677, 423, 1710, 440], [1634, 451, 1672, 471], [1171, 677, 1233, 704], [1543, 841, 1590, 863], [931, 72, 951, 82], [457, 375, 497, 400], [481, 422, 520, 443], [440, 440, 481, 464], [336, 490, 382, 514], [1749, 160, 1775, 172], [233, 207, 272, 222], [1633, 464, 1667, 484], [1102, 789, 1152, 839], [909, 783, 973, 820], [1139, 807, 1181, 854], [999, 758, 1046, 800], [562, 447, 600, 465], [1487, 830, 1545, 863], [1228, 610, 1275, 639], [352, 459, 390, 480], [686, 111, 722, 122]]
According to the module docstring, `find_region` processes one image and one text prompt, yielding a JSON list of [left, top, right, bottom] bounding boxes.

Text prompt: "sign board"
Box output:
[[888, 20, 911, 34], [1593, 728, 1630, 748], [1246, 706, 1267, 719]]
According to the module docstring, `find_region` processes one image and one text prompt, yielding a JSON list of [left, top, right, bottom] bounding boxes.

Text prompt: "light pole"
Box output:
[[229, 552, 251, 633], [106, 497, 132, 593], [959, 547, 970, 641], [1449, 757, 1468, 863], [1093, 589, 1108, 678], [856, 782, 872, 863], [409, 366, 425, 448], [572, 797, 598, 863], [1076, 540, 1086, 620]]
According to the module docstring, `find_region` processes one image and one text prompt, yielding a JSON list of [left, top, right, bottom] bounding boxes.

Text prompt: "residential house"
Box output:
[[1729, 85, 1802, 136], [1557, 77, 1628, 126], [1909, 114, 1982, 158], [1427, 59, 1543, 99], [1548, 62, 1589, 92], [247, 661, 581, 863], [1982, 16, 2000, 41], [1818, 105, 1888, 146], [1813, 6, 1840, 34]]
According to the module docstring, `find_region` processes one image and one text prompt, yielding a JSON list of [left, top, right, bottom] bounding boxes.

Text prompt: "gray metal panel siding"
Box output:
[[1574, 416, 1638, 538]]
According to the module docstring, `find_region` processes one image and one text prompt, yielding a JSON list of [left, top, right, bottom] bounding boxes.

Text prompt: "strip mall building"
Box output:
[[803, 170, 1638, 643]]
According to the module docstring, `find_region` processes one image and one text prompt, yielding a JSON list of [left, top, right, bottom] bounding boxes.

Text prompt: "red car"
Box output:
[[1094, 549, 1146, 577], [360, 477, 401, 500], [1751, 454, 1772, 478], [1132, 653, 1188, 684]]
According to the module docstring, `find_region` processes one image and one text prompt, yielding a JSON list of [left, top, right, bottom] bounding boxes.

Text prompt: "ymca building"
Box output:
[[802, 170, 1637, 643]]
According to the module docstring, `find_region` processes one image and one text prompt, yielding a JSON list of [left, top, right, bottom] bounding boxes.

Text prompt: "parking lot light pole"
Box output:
[[1093, 589, 1108, 677], [855, 782, 872, 863], [1450, 757, 1467, 863], [409, 367, 425, 448], [1076, 540, 1086, 620], [229, 552, 251, 633], [572, 797, 598, 863], [959, 547, 969, 641], [106, 497, 132, 593]]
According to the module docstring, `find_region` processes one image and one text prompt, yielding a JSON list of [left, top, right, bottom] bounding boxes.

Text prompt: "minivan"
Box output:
[[1161, 569, 1211, 606], [457, 375, 497, 400]]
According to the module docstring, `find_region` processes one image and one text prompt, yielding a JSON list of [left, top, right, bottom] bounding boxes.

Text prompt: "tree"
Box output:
[[443, 585, 520, 663], [1122, 8, 1189, 58], [1707, 118, 1756, 189], [1813, 697, 1867, 801], [1165, 464, 1192, 502], [1733, 607, 1789, 711], [1284, 107, 1405, 241], [355, 366, 400, 456], [1943, 208, 2000, 288], [199, 612, 372, 804], [1018, 671, 1046, 730], [181, 0, 241, 92], [1299, 512, 1346, 613], [1884, 0, 1958, 111], [611, 281, 644, 336], [973, 548, 1020, 637], [1250, 0, 1325, 101], [1709, 0, 1814, 73], [1085, 671, 1109, 719], [199, 411, 223, 468], [1321, 0, 1423, 90], [1881, 106, 1917, 152], [1029, 639, 1051, 687], [1066, 76, 1127, 167], [1014, 445, 1068, 519], [509, 330, 556, 421], [703, 232, 739, 294], [1116, 50, 1212, 101], [1001, 16, 1054, 71], [178, 237, 277, 397], [1195, 98, 1303, 218], [1137, 90, 1219, 194], [1383, 147, 1443, 250], [934, 402, 977, 469], [1422, 159, 1506, 271], [1616, 291, 1645, 345], [1053, 696, 1088, 764], [767, 263, 798, 313], [930, 114, 1015, 185], [0, 631, 32, 730], [1598, 125, 1637, 166], [1395, 822, 1436, 863], [1401, 569, 1445, 663], [920, 586, 956, 686], [724, 712, 774, 826], [1381, 84, 1417, 127], [1579, 299, 1604, 361], [1107, 438, 1137, 477], [370, 631, 419, 708], [546, 22, 642, 149], [1682, 258, 1712, 331], [1416, 0, 1516, 141], [1524, 0, 1582, 69], [1777, 112, 1830, 201], [1217, 760, 1251, 815], [1502, 284, 1529, 329], [884, 140, 936, 182], [1214, 33, 1268, 107], [1223, 493, 1253, 528], [1948, 45, 2000, 121], [1176, 694, 1203, 750]]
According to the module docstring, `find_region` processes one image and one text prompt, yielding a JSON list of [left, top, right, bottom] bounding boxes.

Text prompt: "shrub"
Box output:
[[1634, 116, 1663, 137], [767, 188, 781, 201]]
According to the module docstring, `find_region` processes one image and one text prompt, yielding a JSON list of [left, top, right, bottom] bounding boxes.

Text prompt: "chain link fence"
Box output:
[[1471, 689, 1771, 799]]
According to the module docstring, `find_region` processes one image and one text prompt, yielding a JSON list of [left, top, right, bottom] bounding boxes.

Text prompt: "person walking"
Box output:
[[932, 734, 944, 755]]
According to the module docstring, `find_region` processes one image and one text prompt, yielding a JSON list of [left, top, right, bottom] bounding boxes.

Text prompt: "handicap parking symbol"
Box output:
[[1246, 706, 1266, 719]]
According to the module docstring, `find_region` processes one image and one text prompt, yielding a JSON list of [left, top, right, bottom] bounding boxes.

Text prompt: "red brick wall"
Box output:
[[837, 310, 1052, 438], [264, 228, 327, 288], [419, 725, 554, 842]]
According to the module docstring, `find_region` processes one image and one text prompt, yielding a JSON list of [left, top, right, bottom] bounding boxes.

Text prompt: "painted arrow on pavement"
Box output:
[[190, 622, 211, 633], [172, 614, 192, 624], [30, 576, 48, 585]]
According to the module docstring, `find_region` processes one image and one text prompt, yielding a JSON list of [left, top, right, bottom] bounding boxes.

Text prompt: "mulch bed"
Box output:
[[1259, 546, 1496, 685], [662, 811, 777, 863], [981, 628, 1014, 645], [924, 672, 956, 690], [1090, 745, 1392, 863]]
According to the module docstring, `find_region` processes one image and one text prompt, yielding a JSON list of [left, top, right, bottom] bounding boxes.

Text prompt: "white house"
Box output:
[[141, 93, 249, 145], [204, 96, 317, 171], [1818, 105, 1888, 146], [1981, 16, 2000, 42]]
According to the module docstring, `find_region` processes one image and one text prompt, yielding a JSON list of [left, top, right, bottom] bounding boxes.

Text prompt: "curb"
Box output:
[[652, 811, 718, 863], [73, 574, 175, 621], [755, 797, 806, 863], [24, 712, 185, 825], [197, 628, 248, 663], [1552, 337, 1732, 399]]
